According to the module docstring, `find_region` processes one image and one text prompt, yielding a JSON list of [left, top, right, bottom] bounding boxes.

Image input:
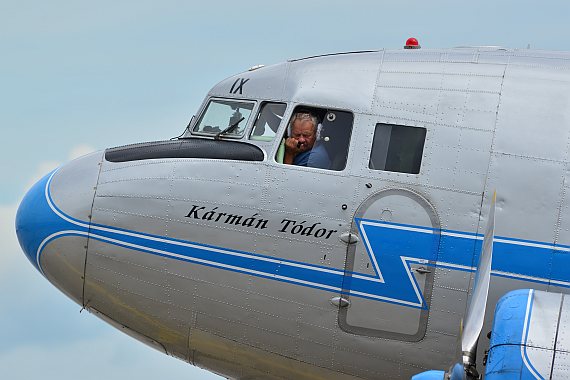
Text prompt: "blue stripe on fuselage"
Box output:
[[23, 170, 570, 308]]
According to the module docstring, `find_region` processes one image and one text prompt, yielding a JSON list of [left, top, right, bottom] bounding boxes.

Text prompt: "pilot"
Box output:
[[283, 112, 331, 169]]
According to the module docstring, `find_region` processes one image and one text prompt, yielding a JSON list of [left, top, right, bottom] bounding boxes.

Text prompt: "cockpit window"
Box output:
[[276, 106, 353, 171], [193, 99, 255, 136], [369, 123, 426, 174], [250, 102, 286, 142]]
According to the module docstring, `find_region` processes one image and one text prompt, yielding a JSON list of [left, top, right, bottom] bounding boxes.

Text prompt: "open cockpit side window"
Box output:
[[249, 102, 287, 142], [276, 106, 353, 171], [193, 98, 255, 137], [369, 123, 426, 174]]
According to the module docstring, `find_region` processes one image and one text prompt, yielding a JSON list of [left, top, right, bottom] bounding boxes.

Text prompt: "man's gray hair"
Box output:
[[289, 112, 318, 131]]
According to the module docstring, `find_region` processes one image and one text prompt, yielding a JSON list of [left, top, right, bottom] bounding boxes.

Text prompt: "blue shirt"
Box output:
[[293, 144, 331, 169]]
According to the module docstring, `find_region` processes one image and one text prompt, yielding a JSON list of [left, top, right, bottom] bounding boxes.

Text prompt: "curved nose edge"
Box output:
[[15, 170, 64, 271], [15, 151, 103, 304]]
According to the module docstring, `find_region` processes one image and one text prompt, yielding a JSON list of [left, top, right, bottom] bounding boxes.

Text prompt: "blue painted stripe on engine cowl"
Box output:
[[485, 289, 544, 380]]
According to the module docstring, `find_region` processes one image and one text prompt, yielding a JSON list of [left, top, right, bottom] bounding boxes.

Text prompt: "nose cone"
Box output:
[[15, 151, 103, 304], [16, 171, 56, 268]]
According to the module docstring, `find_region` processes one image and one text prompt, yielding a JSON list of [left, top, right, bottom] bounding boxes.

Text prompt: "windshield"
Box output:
[[193, 99, 255, 137]]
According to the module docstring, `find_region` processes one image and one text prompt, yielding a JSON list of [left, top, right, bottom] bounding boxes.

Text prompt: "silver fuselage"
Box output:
[[16, 48, 570, 379]]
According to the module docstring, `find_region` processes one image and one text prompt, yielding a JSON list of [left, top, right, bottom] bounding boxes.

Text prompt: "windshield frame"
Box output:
[[190, 97, 258, 139]]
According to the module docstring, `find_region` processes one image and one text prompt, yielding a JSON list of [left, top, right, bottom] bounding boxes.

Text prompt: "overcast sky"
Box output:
[[2, 1, 570, 379]]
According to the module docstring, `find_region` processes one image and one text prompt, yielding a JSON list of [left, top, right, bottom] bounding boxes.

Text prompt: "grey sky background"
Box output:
[[2, 1, 570, 378]]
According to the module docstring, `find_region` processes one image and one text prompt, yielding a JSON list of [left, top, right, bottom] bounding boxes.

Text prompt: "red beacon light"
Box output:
[[404, 37, 421, 49]]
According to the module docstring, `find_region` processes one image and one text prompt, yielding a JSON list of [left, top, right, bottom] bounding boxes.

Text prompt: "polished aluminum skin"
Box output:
[[16, 47, 570, 379]]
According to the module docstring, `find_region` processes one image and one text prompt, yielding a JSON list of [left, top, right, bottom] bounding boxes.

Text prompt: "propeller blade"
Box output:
[[461, 191, 496, 369]]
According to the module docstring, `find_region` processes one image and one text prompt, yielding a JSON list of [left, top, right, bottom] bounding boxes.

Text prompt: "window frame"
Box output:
[[190, 97, 258, 139], [249, 101, 288, 143], [274, 104, 355, 172]]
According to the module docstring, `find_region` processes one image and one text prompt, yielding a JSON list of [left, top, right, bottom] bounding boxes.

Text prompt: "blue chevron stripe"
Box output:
[[19, 169, 570, 309]]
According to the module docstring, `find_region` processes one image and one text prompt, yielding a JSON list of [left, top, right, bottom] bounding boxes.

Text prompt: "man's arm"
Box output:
[[283, 137, 302, 164]]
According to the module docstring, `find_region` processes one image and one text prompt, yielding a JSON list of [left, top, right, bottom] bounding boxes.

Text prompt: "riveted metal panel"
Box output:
[[84, 240, 190, 358], [209, 61, 290, 102], [422, 125, 494, 194], [495, 66, 570, 162], [552, 351, 570, 379], [427, 285, 468, 338], [485, 153, 564, 243], [555, 294, 570, 352], [49, 151, 102, 220], [282, 52, 381, 114], [40, 236, 88, 305], [553, 166, 570, 247], [526, 291, 561, 349], [524, 347, 555, 379]]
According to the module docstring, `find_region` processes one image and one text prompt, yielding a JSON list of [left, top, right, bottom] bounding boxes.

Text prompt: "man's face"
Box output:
[[291, 119, 316, 152]]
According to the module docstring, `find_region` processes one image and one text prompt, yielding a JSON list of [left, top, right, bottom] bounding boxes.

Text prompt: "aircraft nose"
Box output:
[[15, 151, 103, 304]]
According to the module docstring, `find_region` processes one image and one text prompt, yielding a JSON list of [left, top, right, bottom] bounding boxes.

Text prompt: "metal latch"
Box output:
[[339, 232, 359, 245], [330, 297, 351, 308]]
